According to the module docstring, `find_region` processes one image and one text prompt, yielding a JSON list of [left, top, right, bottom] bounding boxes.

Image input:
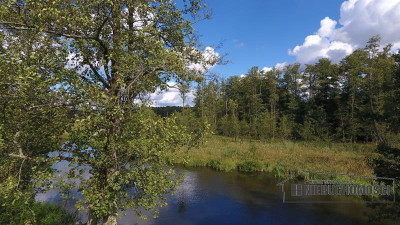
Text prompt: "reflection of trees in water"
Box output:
[[175, 170, 199, 215], [192, 167, 369, 224], [367, 143, 400, 225], [34, 161, 92, 223], [220, 172, 277, 205], [178, 200, 187, 214], [195, 168, 280, 215], [367, 200, 399, 225]]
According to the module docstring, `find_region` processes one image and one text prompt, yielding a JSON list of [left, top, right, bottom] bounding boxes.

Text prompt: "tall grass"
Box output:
[[169, 135, 375, 177]]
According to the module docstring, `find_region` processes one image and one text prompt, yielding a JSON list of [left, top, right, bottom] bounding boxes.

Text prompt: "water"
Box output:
[[37, 166, 371, 225]]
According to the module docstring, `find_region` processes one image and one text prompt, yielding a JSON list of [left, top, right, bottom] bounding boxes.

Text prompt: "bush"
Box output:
[[367, 140, 400, 224], [373, 142, 400, 180], [237, 161, 264, 173], [208, 159, 237, 172], [272, 163, 286, 177], [33, 202, 77, 225]]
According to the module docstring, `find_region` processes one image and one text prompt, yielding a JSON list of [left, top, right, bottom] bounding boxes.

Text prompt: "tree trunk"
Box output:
[[86, 210, 98, 225], [103, 214, 117, 225]]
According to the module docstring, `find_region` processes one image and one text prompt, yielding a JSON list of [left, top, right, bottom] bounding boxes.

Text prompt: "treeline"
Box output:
[[191, 36, 400, 142], [152, 106, 182, 117]]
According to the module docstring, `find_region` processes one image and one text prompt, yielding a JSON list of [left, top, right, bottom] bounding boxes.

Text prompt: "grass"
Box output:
[[33, 202, 77, 225], [169, 135, 376, 178]]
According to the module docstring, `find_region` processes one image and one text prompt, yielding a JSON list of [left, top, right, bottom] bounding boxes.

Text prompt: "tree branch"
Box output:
[[94, 17, 112, 81], [83, 56, 111, 89], [0, 21, 92, 40]]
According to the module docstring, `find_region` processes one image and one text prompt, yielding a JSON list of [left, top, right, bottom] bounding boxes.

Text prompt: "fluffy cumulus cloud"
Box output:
[[67, 45, 217, 107], [289, 0, 400, 64], [261, 62, 288, 73], [261, 67, 272, 73], [148, 82, 196, 107], [274, 62, 288, 70], [149, 46, 218, 107], [187, 46, 220, 74]]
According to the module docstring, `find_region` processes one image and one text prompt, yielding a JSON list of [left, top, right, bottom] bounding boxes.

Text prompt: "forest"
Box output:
[[177, 36, 400, 144], [0, 0, 399, 224]]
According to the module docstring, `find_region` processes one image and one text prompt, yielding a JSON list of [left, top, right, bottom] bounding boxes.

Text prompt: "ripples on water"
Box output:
[[36, 163, 370, 225]]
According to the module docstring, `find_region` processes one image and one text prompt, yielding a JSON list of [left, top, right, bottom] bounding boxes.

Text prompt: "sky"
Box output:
[[151, 0, 400, 107]]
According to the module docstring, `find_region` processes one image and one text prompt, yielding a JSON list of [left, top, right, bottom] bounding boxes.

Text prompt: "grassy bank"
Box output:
[[169, 135, 376, 177]]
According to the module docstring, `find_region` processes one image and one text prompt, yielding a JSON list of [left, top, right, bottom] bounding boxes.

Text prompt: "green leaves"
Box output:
[[1, 0, 212, 222]]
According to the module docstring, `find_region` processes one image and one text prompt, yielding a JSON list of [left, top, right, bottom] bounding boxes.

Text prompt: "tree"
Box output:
[[363, 36, 395, 142], [177, 80, 190, 120], [339, 49, 368, 142], [0, 0, 215, 224], [265, 69, 279, 139], [385, 51, 400, 133], [0, 24, 71, 224], [257, 110, 275, 140], [304, 59, 340, 139], [278, 115, 293, 140], [198, 78, 221, 130], [280, 63, 301, 117], [244, 67, 264, 126]]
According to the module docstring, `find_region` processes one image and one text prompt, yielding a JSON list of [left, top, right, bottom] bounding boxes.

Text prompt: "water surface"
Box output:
[[37, 166, 371, 225]]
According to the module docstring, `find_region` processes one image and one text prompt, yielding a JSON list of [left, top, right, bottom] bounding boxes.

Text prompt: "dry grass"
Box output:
[[169, 135, 375, 177]]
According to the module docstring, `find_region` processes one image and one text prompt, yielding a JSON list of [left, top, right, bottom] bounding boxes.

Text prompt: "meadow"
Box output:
[[169, 135, 376, 177]]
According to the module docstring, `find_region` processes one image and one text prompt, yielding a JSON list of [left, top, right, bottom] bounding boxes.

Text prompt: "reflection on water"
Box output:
[[37, 165, 371, 225]]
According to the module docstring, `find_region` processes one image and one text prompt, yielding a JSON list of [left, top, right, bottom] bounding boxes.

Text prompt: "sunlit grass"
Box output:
[[169, 135, 375, 177]]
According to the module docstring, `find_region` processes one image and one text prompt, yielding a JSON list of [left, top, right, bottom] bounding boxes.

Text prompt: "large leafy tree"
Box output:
[[339, 49, 369, 142], [363, 36, 395, 142], [303, 59, 340, 139], [0, 0, 215, 224], [0, 20, 72, 224]]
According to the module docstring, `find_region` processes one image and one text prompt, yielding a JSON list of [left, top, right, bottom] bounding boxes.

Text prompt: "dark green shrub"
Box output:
[[208, 159, 236, 172], [33, 202, 77, 225], [273, 163, 286, 177], [367, 141, 400, 224], [237, 161, 264, 173]]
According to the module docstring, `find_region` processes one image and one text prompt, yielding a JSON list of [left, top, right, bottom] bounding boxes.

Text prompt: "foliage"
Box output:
[[237, 161, 264, 173], [193, 37, 400, 144], [368, 139, 400, 224], [0, 21, 70, 224], [0, 0, 217, 224], [33, 202, 76, 225], [0, 177, 36, 225], [172, 108, 211, 148], [0, 177, 76, 225]]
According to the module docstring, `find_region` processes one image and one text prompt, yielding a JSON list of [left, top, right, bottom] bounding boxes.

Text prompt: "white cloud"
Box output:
[[289, 0, 400, 64], [275, 62, 288, 71], [187, 46, 220, 74], [121, 7, 155, 30], [149, 81, 195, 107], [261, 62, 288, 73], [261, 67, 272, 73], [318, 17, 337, 38]]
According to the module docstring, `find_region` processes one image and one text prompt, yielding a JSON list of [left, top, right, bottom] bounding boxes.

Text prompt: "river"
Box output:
[[37, 165, 371, 225]]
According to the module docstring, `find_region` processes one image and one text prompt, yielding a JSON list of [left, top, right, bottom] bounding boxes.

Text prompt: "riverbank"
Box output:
[[168, 135, 375, 177]]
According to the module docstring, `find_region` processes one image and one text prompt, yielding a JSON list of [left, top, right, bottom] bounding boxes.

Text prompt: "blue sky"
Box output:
[[194, 0, 345, 78], [151, 0, 400, 106]]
